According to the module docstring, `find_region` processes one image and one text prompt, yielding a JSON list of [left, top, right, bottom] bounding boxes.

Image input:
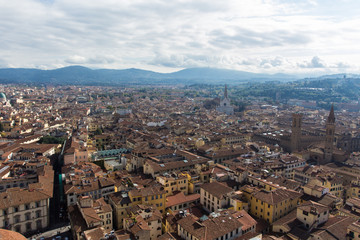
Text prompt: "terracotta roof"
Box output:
[[68, 204, 88, 234], [166, 192, 200, 208], [253, 188, 302, 205], [83, 227, 107, 240], [200, 181, 233, 199], [108, 191, 132, 205], [177, 210, 256, 240], [272, 209, 301, 232], [348, 221, 360, 234], [298, 201, 329, 215], [157, 232, 178, 240], [0, 229, 27, 240], [311, 215, 355, 239], [0, 187, 52, 209]]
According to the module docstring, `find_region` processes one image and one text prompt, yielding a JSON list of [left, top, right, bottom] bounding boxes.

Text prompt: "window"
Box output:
[[36, 220, 42, 229], [26, 222, 32, 231], [15, 225, 21, 232], [25, 213, 31, 221], [14, 207, 18, 213], [15, 215, 20, 223]]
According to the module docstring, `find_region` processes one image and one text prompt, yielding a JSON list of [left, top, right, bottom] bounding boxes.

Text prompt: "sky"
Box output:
[[1, 0, 360, 76]]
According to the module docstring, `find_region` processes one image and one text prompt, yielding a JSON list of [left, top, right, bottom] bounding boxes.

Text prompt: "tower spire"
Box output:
[[224, 84, 228, 98], [327, 104, 335, 123]]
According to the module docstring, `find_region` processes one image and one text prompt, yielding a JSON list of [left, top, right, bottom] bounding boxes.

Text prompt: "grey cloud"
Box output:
[[333, 62, 350, 68], [209, 27, 311, 49], [0, 0, 359, 74], [0, 58, 9, 68], [298, 56, 326, 68], [150, 53, 226, 68], [260, 57, 284, 67], [65, 55, 116, 64]]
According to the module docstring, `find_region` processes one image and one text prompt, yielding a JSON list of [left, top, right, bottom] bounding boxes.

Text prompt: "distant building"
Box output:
[[0, 92, 7, 103], [216, 85, 234, 115]]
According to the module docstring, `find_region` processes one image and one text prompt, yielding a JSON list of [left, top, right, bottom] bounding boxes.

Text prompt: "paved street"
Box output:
[[28, 224, 71, 240]]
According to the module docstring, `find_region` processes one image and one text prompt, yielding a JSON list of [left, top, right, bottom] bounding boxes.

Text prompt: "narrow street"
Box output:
[[28, 153, 71, 240]]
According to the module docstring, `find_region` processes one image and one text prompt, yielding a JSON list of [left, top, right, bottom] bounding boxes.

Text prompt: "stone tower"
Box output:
[[324, 105, 335, 162], [291, 113, 302, 152]]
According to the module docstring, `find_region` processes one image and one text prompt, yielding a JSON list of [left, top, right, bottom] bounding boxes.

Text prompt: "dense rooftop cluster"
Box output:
[[1, 84, 360, 240]]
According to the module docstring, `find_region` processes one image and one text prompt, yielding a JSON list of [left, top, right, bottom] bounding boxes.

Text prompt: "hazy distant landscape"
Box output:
[[0, 66, 298, 85]]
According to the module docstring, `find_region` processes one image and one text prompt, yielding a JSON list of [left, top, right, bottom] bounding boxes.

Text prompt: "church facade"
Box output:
[[216, 85, 234, 115]]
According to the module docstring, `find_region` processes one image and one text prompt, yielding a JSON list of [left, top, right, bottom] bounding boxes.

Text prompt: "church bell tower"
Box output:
[[324, 105, 335, 162]]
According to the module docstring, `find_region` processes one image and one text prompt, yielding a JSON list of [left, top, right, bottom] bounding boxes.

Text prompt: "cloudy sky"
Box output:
[[1, 0, 360, 75]]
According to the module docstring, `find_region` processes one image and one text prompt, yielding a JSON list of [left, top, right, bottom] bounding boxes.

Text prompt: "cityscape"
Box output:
[[1, 1, 360, 240]]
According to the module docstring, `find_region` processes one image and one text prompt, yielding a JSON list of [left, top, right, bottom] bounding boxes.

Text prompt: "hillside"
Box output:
[[0, 66, 295, 85]]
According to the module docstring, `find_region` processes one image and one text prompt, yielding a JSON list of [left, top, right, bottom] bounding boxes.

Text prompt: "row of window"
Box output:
[[2, 201, 42, 216], [2, 219, 42, 232], [14, 210, 42, 223], [0, 182, 28, 190]]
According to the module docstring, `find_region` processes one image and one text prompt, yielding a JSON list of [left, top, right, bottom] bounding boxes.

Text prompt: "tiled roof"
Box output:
[[200, 181, 233, 199], [166, 192, 200, 208], [253, 188, 302, 205]]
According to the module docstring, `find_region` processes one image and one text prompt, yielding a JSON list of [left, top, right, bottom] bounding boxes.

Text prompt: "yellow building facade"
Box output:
[[109, 186, 166, 230], [244, 188, 302, 224], [156, 174, 188, 196]]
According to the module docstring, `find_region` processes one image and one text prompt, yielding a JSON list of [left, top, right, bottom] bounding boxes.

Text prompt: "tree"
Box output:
[[94, 128, 103, 135]]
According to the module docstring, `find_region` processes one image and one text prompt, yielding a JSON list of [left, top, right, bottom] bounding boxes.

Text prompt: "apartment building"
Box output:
[[200, 181, 233, 213]]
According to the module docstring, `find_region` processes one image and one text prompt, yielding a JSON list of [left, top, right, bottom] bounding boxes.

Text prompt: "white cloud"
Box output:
[[298, 56, 326, 68], [0, 0, 360, 75]]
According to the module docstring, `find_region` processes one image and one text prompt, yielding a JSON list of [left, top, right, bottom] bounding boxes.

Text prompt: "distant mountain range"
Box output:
[[0, 66, 296, 85], [0, 66, 358, 86]]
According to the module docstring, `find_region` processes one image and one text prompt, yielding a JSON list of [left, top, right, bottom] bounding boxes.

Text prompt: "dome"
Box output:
[[0, 229, 27, 240], [0, 92, 6, 102]]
